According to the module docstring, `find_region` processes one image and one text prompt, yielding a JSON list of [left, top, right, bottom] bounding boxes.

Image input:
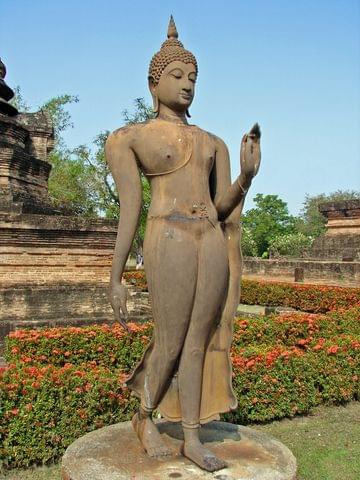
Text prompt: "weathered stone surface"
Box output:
[[0, 112, 56, 214], [61, 421, 297, 480], [310, 200, 360, 261]]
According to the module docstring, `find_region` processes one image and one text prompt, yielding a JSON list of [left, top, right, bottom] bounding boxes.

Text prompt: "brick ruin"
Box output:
[[0, 59, 150, 347], [311, 200, 360, 261], [243, 200, 360, 285]]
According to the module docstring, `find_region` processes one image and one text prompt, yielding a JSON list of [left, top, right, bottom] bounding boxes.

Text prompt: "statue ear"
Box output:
[[186, 109, 191, 118], [148, 76, 157, 95], [152, 95, 159, 116], [148, 76, 159, 116]]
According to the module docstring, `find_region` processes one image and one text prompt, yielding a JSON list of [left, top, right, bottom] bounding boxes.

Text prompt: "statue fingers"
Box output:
[[249, 123, 261, 140], [118, 316, 130, 332], [111, 298, 130, 332]]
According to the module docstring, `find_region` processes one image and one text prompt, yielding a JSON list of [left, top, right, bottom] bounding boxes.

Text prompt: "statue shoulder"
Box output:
[[106, 120, 154, 149], [200, 129, 229, 155], [107, 124, 138, 147]]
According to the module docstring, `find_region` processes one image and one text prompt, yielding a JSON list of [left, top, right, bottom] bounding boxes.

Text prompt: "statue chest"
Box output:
[[136, 125, 216, 178]]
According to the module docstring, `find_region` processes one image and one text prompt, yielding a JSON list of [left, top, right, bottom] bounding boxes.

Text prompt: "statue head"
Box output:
[[0, 58, 6, 80], [148, 16, 198, 117]]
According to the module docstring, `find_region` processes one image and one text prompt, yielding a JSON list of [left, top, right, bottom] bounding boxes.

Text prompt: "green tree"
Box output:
[[10, 86, 30, 112], [71, 98, 155, 251], [41, 95, 79, 143], [268, 232, 313, 258], [240, 227, 258, 257], [296, 190, 360, 237], [242, 194, 295, 256], [11, 90, 154, 249]]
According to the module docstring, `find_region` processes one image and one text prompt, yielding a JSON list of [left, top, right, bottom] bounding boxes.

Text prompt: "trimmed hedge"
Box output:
[[0, 363, 138, 468], [240, 280, 360, 313], [1, 306, 359, 469], [5, 322, 152, 371], [124, 271, 360, 313]]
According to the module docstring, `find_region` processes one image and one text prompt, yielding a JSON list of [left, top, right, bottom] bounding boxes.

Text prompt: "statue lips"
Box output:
[[179, 92, 192, 102]]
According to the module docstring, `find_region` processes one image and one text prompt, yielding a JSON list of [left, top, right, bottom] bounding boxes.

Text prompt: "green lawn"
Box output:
[[254, 401, 360, 480], [1, 402, 359, 480]]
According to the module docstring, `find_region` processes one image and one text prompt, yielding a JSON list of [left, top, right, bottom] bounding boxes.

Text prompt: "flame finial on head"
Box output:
[[148, 15, 198, 85], [167, 15, 178, 39]]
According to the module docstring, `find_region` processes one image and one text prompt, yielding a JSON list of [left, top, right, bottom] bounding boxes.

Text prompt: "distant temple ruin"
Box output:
[[243, 201, 360, 285], [311, 200, 360, 261]]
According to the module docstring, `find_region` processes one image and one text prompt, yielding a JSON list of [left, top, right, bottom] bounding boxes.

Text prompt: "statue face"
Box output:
[[151, 61, 197, 113]]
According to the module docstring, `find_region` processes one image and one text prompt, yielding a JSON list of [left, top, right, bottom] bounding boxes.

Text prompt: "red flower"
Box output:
[[246, 359, 256, 368], [327, 345, 339, 355]]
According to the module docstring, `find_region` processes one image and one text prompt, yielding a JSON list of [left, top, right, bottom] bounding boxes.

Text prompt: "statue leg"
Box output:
[[132, 218, 199, 457], [179, 223, 229, 471]]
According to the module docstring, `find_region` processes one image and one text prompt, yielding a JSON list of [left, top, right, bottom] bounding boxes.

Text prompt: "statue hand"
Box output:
[[109, 281, 130, 332], [240, 123, 261, 184]]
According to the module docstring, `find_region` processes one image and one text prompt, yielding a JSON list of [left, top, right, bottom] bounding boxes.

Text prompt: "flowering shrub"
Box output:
[[240, 280, 360, 313], [1, 305, 359, 468], [5, 322, 152, 371], [241, 227, 258, 257], [0, 363, 138, 468], [268, 232, 313, 258], [123, 270, 148, 291], [124, 271, 360, 313]]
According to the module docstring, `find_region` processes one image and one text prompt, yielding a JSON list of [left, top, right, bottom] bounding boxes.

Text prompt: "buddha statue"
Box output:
[[0, 58, 18, 116], [106, 16, 261, 472]]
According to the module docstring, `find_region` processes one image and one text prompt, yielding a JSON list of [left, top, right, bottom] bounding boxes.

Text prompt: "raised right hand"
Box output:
[[240, 123, 261, 184], [109, 281, 130, 332]]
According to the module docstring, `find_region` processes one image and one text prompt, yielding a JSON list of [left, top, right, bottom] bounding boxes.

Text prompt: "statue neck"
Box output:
[[157, 104, 188, 125]]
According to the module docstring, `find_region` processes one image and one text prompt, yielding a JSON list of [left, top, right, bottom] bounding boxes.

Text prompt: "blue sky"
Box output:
[[1, 0, 359, 214]]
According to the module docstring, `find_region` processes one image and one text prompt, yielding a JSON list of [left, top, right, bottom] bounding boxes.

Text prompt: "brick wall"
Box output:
[[243, 258, 360, 285]]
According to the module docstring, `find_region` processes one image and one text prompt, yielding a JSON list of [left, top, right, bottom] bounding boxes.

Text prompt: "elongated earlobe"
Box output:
[[186, 109, 191, 118], [152, 94, 159, 116]]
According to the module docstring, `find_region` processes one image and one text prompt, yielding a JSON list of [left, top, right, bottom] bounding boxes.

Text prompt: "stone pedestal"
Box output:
[[61, 421, 297, 480]]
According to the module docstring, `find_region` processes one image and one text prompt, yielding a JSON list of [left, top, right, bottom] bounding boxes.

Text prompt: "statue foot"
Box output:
[[182, 439, 228, 472], [132, 413, 172, 458]]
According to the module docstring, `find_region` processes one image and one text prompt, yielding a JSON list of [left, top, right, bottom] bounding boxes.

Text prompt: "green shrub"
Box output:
[[269, 232, 313, 258], [240, 280, 360, 313], [1, 306, 359, 469], [5, 322, 151, 370], [0, 363, 138, 469], [123, 272, 360, 314], [241, 227, 258, 257]]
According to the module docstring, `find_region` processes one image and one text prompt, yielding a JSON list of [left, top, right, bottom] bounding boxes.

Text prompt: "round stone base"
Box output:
[[61, 420, 297, 480]]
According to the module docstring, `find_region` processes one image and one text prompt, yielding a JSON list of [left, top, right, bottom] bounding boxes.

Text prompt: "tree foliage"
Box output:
[[242, 194, 295, 256], [12, 89, 154, 251], [41, 95, 79, 145], [240, 227, 258, 257], [268, 232, 313, 258]]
